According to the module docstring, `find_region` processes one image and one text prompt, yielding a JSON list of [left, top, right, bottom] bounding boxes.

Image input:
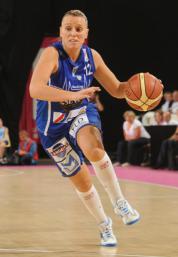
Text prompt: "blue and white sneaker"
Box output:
[[114, 199, 140, 225], [99, 217, 117, 247]]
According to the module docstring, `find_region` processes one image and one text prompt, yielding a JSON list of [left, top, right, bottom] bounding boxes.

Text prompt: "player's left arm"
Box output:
[[92, 49, 128, 99]]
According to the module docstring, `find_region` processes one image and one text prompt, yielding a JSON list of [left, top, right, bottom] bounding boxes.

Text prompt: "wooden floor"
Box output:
[[0, 166, 178, 257]]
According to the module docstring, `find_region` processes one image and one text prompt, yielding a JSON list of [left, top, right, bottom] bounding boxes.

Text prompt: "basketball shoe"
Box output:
[[114, 199, 140, 225], [99, 217, 117, 247]]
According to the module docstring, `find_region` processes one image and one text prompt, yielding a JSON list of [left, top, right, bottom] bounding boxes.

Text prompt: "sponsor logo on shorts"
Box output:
[[58, 154, 80, 175], [46, 137, 81, 176], [69, 113, 89, 138], [51, 142, 69, 158], [53, 112, 65, 123]]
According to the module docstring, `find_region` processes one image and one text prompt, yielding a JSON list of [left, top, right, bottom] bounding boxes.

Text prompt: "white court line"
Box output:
[[0, 248, 52, 253], [2, 167, 178, 190], [0, 248, 173, 257], [0, 170, 24, 177], [91, 172, 178, 191], [122, 179, 178, 191], [123, 195, 178, 199], [92, 173, 178, 191], [100, 253, 171, 257], [0, 177, 175, 257]]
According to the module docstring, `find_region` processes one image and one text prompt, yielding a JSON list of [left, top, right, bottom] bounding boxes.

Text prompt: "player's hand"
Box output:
[[74, 87, 101, 101], [159, 79, 164, 90], [146, 72, 164, 89]]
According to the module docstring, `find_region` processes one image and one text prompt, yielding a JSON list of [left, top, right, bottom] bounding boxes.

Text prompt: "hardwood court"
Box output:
[[0, 165, 177, 257]]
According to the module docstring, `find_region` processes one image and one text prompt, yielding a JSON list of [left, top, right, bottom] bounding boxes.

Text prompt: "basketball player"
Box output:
[[30, 10, 140, 247]]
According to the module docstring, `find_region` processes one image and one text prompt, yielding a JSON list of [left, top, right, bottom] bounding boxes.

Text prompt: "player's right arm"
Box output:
[[92, 49, 128, 99], [30, 47, 100, 102]]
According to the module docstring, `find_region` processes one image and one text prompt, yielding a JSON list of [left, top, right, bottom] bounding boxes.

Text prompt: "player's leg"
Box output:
[[77, 125, 124, 204], [40, 132, 117, 246], [77, 125, 140, 225], [69, 163, 117, 246]]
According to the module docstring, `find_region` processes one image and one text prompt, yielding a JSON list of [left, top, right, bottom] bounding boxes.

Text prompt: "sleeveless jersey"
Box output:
[[36, 42, 96, 136]]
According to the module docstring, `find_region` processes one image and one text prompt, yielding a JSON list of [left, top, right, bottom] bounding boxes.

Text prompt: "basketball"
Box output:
[[125, 72, 163, 112]]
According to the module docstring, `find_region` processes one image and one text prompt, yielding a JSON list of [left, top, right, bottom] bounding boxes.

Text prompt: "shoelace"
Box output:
[[118, 200, 131, 216], [101, 228, 113, 240]]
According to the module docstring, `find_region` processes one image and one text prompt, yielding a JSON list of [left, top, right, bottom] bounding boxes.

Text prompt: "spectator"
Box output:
[[14, 130, 38, 165], [115, 110, 151, 166], [170, 90, 178, 114], [155, 126, 178, 170], [161, 91, 173, 112], [151, 110, 164, 125], [162, 111, 178, 125], [0, 118, 11, 164], [142, 111, 155, 126]]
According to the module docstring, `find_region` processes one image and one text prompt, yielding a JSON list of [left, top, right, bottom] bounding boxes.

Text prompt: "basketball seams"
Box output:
[[145, 75, 157, 99], [126, 73, 163, 111], [139, 74, 155, 108], [129, 75, 159, 105], [140, 73, 158, 105], [140, 77, 162, 108], [128, 74, 151, 105], [139, 73, 148, 102], [127, 80, 149, 111], [128, 80, 141, 101]]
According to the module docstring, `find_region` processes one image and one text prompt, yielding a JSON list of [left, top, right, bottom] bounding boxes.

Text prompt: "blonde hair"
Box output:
[[123, 110, 136, 119], [61, 10, 88, 27]]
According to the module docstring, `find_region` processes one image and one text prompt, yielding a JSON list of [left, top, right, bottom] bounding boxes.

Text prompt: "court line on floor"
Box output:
[[0, 166, 55, 176], [121, 179, 178, 191], [0, 248, 173, 257], [0, 170, 24, 177], [90, 172, 178, 191]]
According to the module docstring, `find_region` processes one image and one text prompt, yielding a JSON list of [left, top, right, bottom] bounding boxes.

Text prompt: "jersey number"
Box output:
[[84, 64, 93, 76]]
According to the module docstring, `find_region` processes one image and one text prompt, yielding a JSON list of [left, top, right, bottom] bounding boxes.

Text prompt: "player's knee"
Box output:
[[86, 147, 105, 162], [77, 179, 92, 192]]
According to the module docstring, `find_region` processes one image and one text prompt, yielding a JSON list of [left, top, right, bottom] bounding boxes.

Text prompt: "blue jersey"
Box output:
[[36, 41, 96, 137]]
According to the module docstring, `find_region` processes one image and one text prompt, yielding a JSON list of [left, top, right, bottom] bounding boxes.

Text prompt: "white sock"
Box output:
[[76, 185, 108, 224], [91, 152, 124, 206]]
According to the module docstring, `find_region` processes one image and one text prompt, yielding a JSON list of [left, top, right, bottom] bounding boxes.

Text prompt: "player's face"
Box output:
[[60, 15, 88, 50]]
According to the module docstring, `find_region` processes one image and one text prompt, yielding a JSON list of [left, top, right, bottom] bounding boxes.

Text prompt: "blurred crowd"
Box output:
[[0, 118, 38, 165], [142, 90, 178, 126], [114, 90, 178, 170]]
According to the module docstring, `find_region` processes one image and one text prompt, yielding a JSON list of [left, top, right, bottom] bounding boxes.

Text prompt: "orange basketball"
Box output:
[[125, 72, 163, 112]]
